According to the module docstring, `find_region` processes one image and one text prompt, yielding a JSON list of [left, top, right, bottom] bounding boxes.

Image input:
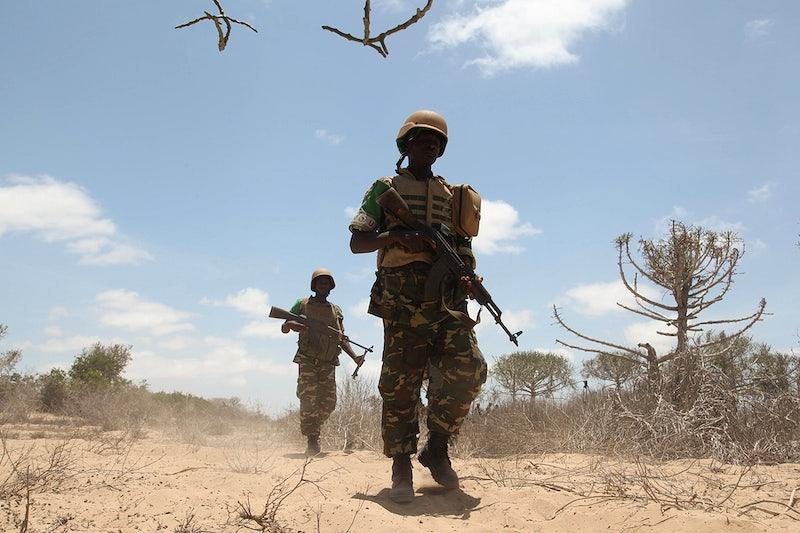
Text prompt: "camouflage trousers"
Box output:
[[296, 361, 337, 437], [378, 317, 487, 457]]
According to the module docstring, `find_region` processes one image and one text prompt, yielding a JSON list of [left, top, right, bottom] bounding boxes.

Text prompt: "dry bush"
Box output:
[[563, 369, 800, 464], [270, 374, 382, 453], [224, 439, 275, 474], [146, 393, 268, 445], [0, 377, 39, 425], [174, 510, 214, 533], [63, 384, 150, 434], [0, 436, 79, 498], [454, 400, 573, 458], [465, 454, 791, 521], [457, 358, 800, 466], [0, 433, 81, 531], [324, 376, 382, 452], [229, 459, 328, 533]]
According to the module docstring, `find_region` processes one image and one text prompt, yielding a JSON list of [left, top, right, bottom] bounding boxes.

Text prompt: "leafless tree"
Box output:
[[175, 0, 257, 52], [322, 0, 434, 57], [555, 222, 766, 406]]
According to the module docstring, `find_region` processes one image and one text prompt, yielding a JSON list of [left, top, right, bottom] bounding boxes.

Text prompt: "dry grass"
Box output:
[[228, 458, 334, 533], [0, 355, 799, 530]]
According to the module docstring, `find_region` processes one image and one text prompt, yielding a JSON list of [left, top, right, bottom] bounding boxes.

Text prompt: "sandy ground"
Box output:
[[2, 419, 800, 532]]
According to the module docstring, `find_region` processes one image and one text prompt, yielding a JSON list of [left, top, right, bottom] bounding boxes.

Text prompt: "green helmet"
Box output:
[[396, 109, 448, 156]]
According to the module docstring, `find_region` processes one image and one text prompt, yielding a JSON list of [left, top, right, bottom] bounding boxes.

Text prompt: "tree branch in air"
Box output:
[[175, 0, 257, 52], [322, 0, 434, 58]]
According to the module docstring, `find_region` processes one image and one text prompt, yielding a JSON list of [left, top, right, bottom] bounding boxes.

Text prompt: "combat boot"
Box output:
[[388, 454, 414, 503], [418, 432, 459, 489], [305, 434, 321, 456]]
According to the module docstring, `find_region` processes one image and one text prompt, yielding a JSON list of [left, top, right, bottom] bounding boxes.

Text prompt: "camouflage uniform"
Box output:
[[350, 175, 488, 457], [291, 297, 344, 437]]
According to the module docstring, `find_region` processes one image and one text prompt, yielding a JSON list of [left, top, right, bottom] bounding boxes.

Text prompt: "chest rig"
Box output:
[[378, 170, 454, 268], [296, 298, 342, 364]]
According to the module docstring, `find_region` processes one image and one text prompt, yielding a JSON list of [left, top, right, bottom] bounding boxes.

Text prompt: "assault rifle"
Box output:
[[376, 187, 522, 346], [268, 306, 373, 378]]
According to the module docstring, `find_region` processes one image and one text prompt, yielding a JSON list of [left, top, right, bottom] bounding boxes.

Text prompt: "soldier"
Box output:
[[349, 110, 488, 503], [281, 269, 365, 455]]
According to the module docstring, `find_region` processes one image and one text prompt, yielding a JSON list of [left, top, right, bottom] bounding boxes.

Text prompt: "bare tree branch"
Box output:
[[616, 302, 671, 322], [322, 0, 434, 58], [618, 238, 678, 312], [176, 0, 257, 52], [553, 307, 643, 358]]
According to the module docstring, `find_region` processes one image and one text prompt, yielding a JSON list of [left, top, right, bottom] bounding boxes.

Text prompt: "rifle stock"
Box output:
[[268, 306, 296, 322]]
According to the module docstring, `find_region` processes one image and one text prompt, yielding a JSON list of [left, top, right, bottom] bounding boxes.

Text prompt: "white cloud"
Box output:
[[429, 0, 629, 75], [749, 238, 768, 253], [536, 346, 575, 362], [239, 320, 286, 339], [95, 289, 195, 336], [349, 297, 371, 320], [472, 199, 541, 254], [38, 335, 101, 353], [201, 288, 282, 337], [44, 326, 63, 337], [157, 336, 200, 351], [470, 300, 533, 337], [560, 280, 663, 317], [745, 18, 773, 41], [127, 338, 293, 383], [694, 215, 744, 234], [375, 0, 409, 12], [202, 287, 270, 318], [747, 182, 773, 203], [48, 306, 69, 321], [655, 206, 744, 236], [346, 266, 375, 282], [344, 206, 357, 219], [0, 175, 153, 265], [315, 129, 345, 145], [624, 321, 676, 356]]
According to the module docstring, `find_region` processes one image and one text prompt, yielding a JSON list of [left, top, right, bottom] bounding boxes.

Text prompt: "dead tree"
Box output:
[[322, 0, 434, 58], [175, 0, 257, 52], [554, 221, 766, 406]]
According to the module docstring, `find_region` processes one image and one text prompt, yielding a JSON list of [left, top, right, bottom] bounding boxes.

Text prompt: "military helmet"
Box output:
[[310, 268, 335, 290], [396, 110, 448, 156]]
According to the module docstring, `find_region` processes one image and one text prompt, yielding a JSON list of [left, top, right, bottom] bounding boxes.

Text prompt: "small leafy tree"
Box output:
[[39, 368, 68, 412], [69, 343, 132, 387], [0, 324, 22, 376], [492, 351, 573, 401], [581, 352, 641, 390], [749, 348, 796, 397]]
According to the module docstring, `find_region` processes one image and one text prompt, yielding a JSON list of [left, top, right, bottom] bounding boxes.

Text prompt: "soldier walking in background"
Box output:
[[349, 110, 488, 503], [281, 269, 364, 455]]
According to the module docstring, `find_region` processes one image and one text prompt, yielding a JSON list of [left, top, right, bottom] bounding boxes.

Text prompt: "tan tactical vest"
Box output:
[[295, 297, 342, 364], [378, 170, 475, 269]]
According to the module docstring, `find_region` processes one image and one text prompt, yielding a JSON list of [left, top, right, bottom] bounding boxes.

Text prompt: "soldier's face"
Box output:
[[407, 131, 442, 167], [314, 276, 334, 295]]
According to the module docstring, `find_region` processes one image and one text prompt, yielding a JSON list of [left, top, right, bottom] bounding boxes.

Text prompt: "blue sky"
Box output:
[[1, 0, 798, 412]]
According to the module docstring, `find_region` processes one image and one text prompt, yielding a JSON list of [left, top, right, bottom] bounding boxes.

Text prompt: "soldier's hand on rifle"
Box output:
[[281, 320, 306, 334], [393, 230, 436, 253], [352, 354, 365, 367], [460, 275, 483, 299]]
